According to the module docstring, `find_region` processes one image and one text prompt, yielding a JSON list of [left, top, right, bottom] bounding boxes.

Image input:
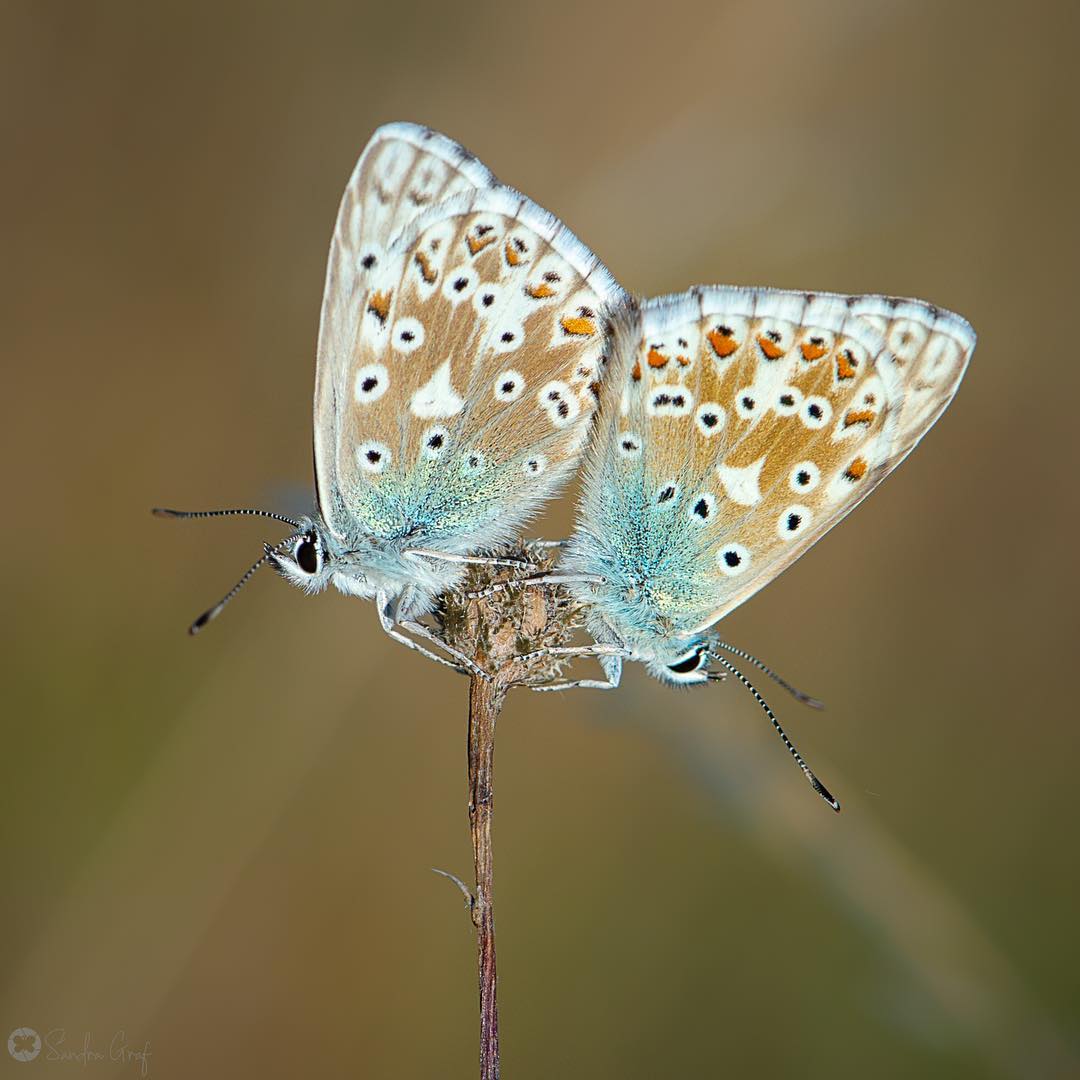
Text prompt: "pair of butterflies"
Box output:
[[159, 123, 975, 809]]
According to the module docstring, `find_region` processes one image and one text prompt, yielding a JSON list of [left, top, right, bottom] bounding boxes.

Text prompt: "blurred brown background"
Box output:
[[3, 1, 1077, 1077]]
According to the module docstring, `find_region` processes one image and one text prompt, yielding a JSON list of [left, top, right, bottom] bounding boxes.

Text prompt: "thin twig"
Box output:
[[468, 674, 506, 1080], [434, 544, 587, 1080]]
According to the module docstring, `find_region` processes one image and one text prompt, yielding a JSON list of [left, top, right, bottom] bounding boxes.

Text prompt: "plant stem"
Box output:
[[468, 672, 505, 1080], [437, 545, 581, 1077]]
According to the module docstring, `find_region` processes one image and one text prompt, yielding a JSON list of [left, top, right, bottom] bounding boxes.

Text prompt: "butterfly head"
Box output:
[[641, 638, 713, 686], [265, 517, 338, 596]]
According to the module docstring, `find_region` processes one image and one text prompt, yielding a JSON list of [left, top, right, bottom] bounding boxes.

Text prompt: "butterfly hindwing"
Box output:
[[571, 286, 974, 643], [328, 185, 628, 550]]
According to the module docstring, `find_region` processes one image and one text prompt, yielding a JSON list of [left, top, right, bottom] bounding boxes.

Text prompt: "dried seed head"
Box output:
[[435, 542, 586, 687]]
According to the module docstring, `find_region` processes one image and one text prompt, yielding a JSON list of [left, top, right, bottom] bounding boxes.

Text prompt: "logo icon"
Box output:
[[7, 1027, 40, 1062]]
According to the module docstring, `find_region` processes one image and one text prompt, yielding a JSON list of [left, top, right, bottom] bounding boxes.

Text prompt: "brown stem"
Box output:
[[468, 673, 505, 1080]]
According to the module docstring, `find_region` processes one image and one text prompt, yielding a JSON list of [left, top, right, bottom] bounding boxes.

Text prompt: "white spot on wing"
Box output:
[[493, 370, 525, 402], [472, 282, 504, 316], [688, 492, 715, 523], [789, 461, 820, 493], [735, 388, 760, 420], [441, 265, 478, 303], [410, 358, 464, 419], [356, 440, 391, 473], [717, 457, 765, 506], [716, 543, 751, 577], [646, 385, 693, 417], [421, 425, 449, 460], [802, 396, 832, 429], [492, 321, 525, 354], [392, 317, 425, 354], [462, 450, 486, 475], [354, 364, 389, 404], [695, 402, 725, 436], [538, 380, 579, 428], [777, 504, 813, 539]]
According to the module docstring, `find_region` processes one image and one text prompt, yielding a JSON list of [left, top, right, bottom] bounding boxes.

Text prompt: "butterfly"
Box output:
[[550, 285, 975, 808], [156, 122, 629, 669]]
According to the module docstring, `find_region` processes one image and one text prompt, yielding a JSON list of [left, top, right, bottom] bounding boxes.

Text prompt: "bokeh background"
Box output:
[[3, 1, 1078, 1077]]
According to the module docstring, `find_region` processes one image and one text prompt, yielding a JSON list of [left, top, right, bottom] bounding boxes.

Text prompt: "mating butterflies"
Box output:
[[157, 123, 627, 670], [158, 123, 974, 806]]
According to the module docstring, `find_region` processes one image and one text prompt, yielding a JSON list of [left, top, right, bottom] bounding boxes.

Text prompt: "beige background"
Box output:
[[3, 1, 1078, 1077]]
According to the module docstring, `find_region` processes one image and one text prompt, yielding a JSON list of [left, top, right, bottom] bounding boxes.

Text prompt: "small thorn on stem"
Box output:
[[432, 867, 476, 912]]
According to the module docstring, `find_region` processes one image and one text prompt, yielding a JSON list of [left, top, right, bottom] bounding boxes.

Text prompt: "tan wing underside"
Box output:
[[331, 190, 625, 547], [314, 124, 496, 525], [603, 287, 973, 632]]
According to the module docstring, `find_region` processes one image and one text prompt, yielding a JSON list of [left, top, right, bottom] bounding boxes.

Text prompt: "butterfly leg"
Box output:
[[528, 653, 623, 693], [404, 549, 538, 572], [399, 618, 493, 680], [532, 679, 618, 692], [375, 590, 487, 678], [463, 572, 603, 602], [514, 643, 627, 665]]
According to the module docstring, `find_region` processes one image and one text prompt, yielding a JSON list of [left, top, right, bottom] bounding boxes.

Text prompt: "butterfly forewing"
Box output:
[[314, 123, 499, 530], [576, 286, 974, 639], [329, 185, 628, 550], [847, 296, 973, 462]]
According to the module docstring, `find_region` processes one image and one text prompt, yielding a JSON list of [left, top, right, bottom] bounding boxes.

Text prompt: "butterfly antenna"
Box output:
[[708, 652, 840, 812], [187, 539, 295, 635], [710, 639, 824, 709], [153, 507, 304, 530]]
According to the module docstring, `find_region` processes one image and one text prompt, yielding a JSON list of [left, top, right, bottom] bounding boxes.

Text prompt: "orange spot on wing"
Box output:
[[367, 290, 392, 323], [707, 327, 739, 357], [647, 348, 669, 369], [467, 232, 497, 256], [757, 335, 785, 360], [676, 355, 691, 367], [561, 316, 596, 336], [631, 360, 642, 382], [505, 240, 522, 266], [836, 349, 858, 380], [526, 282, 556, 298], [844, 457, 868, 480], [414, 251, 437, 283], [801, 340, 827, 362], [843, 409, 876, 428]]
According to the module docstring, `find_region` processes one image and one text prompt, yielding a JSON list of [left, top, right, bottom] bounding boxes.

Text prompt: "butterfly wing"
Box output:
[[570, 286, 974, 643], [318, 163, 629, 551], [314, 123, 499, 524], [847, 295, 972, 464]]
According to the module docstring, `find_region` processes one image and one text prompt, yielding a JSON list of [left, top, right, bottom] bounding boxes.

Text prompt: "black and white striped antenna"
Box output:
[[708, 652, 840, 812]]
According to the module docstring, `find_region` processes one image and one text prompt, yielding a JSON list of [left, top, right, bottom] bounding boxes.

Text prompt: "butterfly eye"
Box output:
[[668, 647, 707, 675], [295, 537, 319, 575]]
